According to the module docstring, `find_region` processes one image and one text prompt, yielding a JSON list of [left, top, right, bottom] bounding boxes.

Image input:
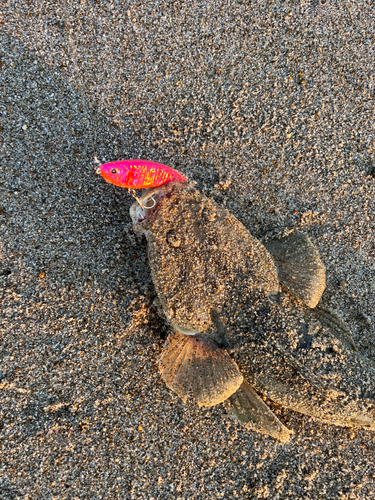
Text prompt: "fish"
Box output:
[[99, 162, 375, 441]]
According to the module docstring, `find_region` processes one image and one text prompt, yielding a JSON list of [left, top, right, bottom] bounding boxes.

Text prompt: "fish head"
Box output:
[[129, 182, 189, 232], [130, 182, 280, 340], [130, 183, 225, 334]]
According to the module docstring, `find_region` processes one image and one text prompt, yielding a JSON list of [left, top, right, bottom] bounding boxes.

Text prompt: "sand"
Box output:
[[1, 1, 375, 498]]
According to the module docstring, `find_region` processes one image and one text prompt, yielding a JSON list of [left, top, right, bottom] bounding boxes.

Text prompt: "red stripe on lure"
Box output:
[[98, 159, 187, 189]]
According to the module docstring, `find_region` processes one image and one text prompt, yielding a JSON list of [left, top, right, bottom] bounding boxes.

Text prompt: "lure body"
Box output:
[[99, 159, 187, 189]]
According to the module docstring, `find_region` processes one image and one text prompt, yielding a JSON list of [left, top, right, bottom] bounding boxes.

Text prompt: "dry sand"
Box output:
[[1, 1, 375, 498]]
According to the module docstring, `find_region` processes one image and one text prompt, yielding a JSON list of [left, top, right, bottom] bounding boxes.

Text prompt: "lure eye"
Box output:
[[111, 168, 118, 174]]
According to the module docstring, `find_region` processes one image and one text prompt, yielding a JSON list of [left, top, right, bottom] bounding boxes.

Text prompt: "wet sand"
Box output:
[[1, 1, 375, 498]]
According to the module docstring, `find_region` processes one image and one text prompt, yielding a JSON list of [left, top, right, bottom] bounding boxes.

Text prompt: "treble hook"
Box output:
[[135, 204, 146, 221], [143, 195, 157, 210], [129, 189, 157, 210]]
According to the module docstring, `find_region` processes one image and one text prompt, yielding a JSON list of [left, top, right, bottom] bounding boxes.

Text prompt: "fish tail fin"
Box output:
[[227, 380, 293, 442]]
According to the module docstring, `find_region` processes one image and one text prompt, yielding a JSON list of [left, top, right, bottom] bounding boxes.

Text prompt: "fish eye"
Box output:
[[111, 168, 118, 174]]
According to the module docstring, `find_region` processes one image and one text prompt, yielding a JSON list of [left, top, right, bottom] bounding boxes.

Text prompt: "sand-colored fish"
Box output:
[[99, 162, 375, 441]]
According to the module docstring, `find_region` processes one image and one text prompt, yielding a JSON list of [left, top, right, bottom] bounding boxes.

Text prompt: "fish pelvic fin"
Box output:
[[159, 331, 243, 407]]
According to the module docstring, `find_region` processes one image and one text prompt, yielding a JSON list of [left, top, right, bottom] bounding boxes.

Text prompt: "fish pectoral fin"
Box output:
[[226, 380, 293, 443], [315, 304, 357, 351], [159, 331, 243, 407], [265, 230, 325, 308]]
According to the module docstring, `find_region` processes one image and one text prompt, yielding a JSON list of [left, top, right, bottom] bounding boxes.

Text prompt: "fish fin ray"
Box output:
[[159, 331, 243, 407], [315, 304, 357, 351], [227, 380, 293, 442], [265, 230, 325, 308]]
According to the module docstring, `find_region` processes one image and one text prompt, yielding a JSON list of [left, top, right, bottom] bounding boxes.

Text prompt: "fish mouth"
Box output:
[[129, 184, 171, 225], [130, 182, 189, 225], [130, 191, 161, 224]]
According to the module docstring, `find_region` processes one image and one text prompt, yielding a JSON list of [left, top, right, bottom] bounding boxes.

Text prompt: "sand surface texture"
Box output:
[[1, 1, 375, 499]]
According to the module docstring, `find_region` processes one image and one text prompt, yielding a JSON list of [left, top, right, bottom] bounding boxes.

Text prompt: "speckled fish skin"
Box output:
[[132, 182, 375, 431], [99, 159, 187, 189]]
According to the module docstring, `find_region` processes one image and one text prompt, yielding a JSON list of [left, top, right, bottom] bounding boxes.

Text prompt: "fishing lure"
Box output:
[[98, 159, 187, 190]]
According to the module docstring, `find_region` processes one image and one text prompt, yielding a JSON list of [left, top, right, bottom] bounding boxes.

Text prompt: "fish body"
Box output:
[[129, 182, 375, 440], [98, 159, 187, 189]]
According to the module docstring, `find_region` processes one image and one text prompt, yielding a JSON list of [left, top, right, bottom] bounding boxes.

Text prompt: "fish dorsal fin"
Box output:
[[159, 331, 243, 407], [265, 230, 325, 308], [227, 380, 293, 442]]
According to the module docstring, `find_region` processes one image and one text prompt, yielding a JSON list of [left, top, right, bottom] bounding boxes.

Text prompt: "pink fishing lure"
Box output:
[[98, 159, 187, 189]]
